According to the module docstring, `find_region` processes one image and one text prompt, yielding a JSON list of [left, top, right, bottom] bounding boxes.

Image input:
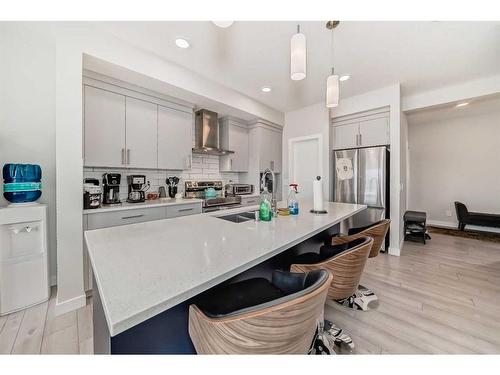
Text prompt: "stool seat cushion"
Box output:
[[195, 278, 285, 317], [404, 210, 427, 222], [295, 237, 367, 265]]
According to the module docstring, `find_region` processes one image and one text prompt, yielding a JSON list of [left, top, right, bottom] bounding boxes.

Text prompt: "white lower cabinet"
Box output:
[[165, 203, 202, 219], [86, 207, 165, 230]]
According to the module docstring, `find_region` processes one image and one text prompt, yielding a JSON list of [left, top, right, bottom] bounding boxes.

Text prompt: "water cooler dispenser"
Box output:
[[1, 163, 49, 315], [0, 204, 50, 315]]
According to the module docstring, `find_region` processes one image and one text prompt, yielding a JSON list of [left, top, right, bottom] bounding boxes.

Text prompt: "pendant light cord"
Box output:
[[331, 27, 335, 75]]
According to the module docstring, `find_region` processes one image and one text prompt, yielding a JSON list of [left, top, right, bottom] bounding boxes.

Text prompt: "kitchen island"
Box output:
[[85, 201, 366, 354]]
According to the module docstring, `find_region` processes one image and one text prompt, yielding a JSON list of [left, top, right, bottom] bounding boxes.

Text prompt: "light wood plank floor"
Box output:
[[0, 288, 93, 354], [325, 232, 500, 354], [2, 232, 499, 354]]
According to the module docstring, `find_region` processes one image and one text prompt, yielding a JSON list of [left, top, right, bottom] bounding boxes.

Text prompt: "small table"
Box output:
[[404, 210, 431, 244]]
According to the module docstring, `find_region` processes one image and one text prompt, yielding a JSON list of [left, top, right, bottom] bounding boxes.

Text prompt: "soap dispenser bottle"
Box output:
[[259, 187, 272, 221], [288, 183, 299, 215]]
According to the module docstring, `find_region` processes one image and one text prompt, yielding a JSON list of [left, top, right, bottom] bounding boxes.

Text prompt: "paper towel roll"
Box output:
[[313, 176, 324, 212]]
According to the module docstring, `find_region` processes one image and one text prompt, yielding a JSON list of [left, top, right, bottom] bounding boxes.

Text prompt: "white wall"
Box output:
[[407, 96, 500, 228], [0, 23, 58, 285], [282, 102, 330, 199], [400, 112, 409, 238]]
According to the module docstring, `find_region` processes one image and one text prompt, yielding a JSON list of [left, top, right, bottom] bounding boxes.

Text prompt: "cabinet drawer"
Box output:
[[166, 203, 202, 219], [87, 207, 165, 230], [241, 197, 259, 206]]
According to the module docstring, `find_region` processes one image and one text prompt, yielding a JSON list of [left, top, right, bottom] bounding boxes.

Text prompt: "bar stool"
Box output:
[[290, 236, 373, 305], [188, 269, 332, 354], [323, 219, 391, 310]]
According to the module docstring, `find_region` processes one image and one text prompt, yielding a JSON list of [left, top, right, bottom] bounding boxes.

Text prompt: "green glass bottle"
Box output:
[[259, 187, 272, 221]]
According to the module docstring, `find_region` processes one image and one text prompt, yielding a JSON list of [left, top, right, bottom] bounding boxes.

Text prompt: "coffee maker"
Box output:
[[102, 173, 121, 205], [127, 175, 147, 203]]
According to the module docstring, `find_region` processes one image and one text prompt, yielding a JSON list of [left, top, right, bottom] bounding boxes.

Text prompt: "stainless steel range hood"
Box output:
[[192, 109, 234, 156]]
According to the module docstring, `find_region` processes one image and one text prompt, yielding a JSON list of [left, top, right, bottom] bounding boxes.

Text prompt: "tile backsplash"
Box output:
[[84, 154, 239, 201]]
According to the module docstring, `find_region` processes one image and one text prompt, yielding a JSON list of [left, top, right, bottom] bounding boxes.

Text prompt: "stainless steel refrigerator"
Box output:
[[333, 146, 389, 230]]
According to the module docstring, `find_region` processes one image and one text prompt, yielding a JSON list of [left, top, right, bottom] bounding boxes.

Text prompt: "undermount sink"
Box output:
[[216, 211, 256, 223]]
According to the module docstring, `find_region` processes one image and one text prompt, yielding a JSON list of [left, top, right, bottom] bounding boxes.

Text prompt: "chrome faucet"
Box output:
[[261, 168, 277, 217]]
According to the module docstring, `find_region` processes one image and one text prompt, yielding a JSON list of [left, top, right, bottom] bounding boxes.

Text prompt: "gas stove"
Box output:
[[184, 180, 242, 212]]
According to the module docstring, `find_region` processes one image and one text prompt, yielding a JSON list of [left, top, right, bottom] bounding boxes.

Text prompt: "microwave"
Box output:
[[225, 184, 254, 196]]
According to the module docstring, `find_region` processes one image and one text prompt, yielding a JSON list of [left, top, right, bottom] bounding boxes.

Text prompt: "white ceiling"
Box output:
[[93, 21, 500, 113]]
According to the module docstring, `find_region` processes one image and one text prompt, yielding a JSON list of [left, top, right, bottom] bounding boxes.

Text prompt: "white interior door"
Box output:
[[288, 135, 323, 201]]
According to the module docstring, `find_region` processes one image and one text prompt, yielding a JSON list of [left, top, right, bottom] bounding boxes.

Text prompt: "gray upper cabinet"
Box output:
[[358, 117, 389, 147], [84, 86, 126, 167], [332, 116, 389, 150], [333, 123, 359, 150], [157, 105, 193, 170], [258, 126, 282, 173], [219, 119, 249, 172], [125, 97, 158, 169], [83, 82, 194, 170]]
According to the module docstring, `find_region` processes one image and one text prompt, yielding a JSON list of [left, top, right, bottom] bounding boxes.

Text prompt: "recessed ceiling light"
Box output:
[[339, 75, 350, 81], [212, 21, 234, 28], [175, 38, 190, 49], [456, 102, 469, 108], [261, 86, 272, 93]]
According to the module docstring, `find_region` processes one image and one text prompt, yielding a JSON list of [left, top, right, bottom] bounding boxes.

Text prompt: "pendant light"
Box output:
[[326, 21, 340, 108], [326, 68, 340, 108], [290, 24, 306, 81]]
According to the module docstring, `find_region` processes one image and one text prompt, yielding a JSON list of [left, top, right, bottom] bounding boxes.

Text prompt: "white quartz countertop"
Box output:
[[83, 198, 203, 215], [85, 201, 366, 336]]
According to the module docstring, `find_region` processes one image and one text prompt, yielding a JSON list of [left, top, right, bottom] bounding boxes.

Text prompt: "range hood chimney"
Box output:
[[192, 109, 234, 156]]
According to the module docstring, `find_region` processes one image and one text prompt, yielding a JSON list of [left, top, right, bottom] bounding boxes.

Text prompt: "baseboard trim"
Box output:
[[55, 293, 86, 316], [388, 245, 401, 256], [427, 220, 500, 234]]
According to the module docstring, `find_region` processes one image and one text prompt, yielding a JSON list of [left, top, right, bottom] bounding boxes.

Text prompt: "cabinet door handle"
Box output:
[[359, 133, 362, 146], [121, 148, 125, 165], [178, 208, 193, 212], [121, 214, 144, 220], [230, 158, 233, 170], [127, 149, 130, 165], [270, 160, 274, 171]]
